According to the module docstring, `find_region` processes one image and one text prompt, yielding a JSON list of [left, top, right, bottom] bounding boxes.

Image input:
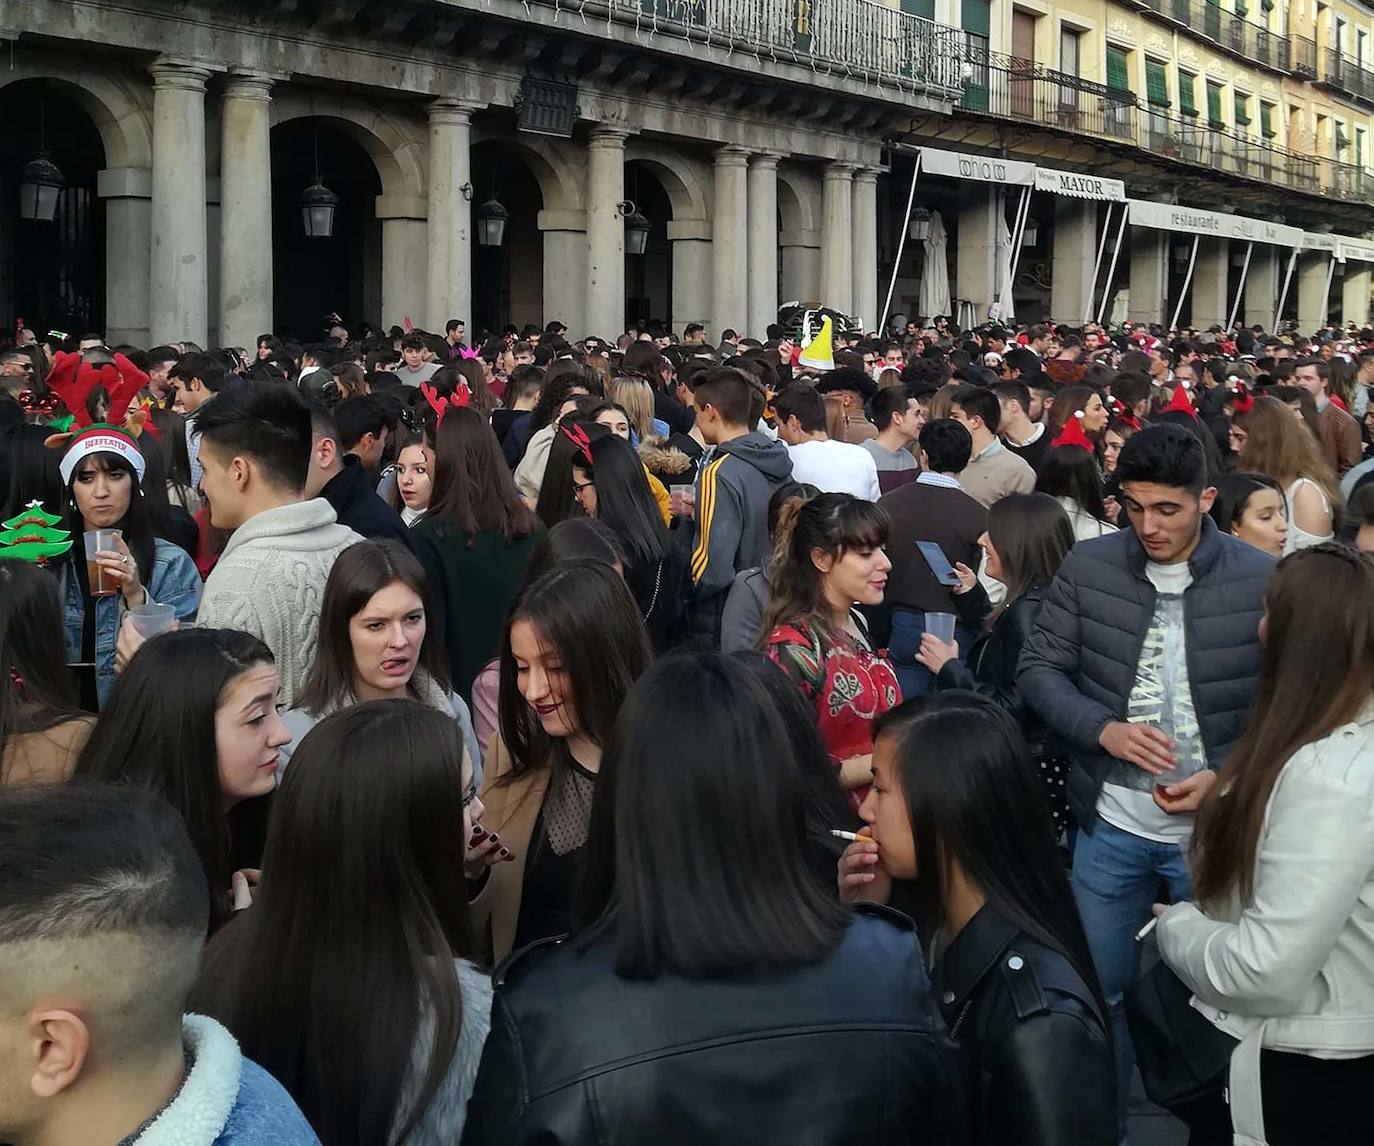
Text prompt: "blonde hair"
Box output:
[[1236, 395, 1341, 510], [612, 378, 657, 440]]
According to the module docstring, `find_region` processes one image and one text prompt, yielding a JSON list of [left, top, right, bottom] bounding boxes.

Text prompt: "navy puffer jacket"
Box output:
[[1017, 517, 1274, 829]]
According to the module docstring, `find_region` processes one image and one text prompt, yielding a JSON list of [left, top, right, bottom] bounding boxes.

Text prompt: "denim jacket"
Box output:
[[62, 538, 203, 706]]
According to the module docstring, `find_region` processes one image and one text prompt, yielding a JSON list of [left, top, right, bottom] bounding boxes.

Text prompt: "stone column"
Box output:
[[780, 228, 821, 304], [149, 59, 211, 345], [97, 167, 152, 346], [669, 219, 712, 337], [1127, 228, 1167, 326], [539, 209, 588, 338], [820, 162, 854, 313], [851, 167, 879, 333], [586, 126, 628, 338], [1297, 251, 1332, 332], [1343, 264, 1372, 327], [710, 146, 749, 340], [426, 99, 478, 333], [218, 71, 273, 349], [957, 186, 998, 318], [746, 153, 779, 341], [1192, 237, 1230, 330], [1050, 198, 1098, 324], [376, 195, 429, 329], [1244, 247, 1281, 329]]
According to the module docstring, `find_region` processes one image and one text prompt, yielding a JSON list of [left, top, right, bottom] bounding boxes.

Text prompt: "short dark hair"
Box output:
[[400, 332, 426, 352], [721, 328, 739, 341], [772, 384, 827, 434], [919, 418, 973, 474], [692, 366, 754, 427], [444, 319, 465, 334], [684, 323, 705, 338], [869, 384, 913, 431], [1114, 423, 1209, 495], [992, 380, 1031, 416], [194, 378, 313, 492], [1003, 347, 1039, 378], [817, 366, 876, 400], [1296, 356, 1331, 382], [147, 344, 182, 370], [504, 363, 544, 406], [331, 395, 386, 452], [1112, 370, 1152, 409], [950, 384, 1001, 433], [169, 351, 227, 392]]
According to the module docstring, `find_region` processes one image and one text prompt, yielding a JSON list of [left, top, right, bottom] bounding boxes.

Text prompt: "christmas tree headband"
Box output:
[[0, 501, 73, 565]]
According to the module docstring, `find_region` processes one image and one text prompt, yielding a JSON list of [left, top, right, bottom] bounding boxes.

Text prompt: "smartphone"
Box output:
[[916, 541, 961, 587]]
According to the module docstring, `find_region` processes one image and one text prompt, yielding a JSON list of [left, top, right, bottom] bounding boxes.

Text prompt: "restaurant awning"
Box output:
[[1034, 167, 1126, 202], [1127, 200, 1302, 247]]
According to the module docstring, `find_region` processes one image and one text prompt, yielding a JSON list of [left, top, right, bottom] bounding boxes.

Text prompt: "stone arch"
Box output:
[[0, 58, 152, 171], [625, 141, 712, 223], [270, 90, 426, 202], [470, 132, 585, 213], [777, 164, 822, 233]]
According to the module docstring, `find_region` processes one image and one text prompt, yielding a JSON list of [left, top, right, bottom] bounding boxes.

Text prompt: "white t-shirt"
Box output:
[[1097, 558, 1206, 844], [787, 439, 882, 501]]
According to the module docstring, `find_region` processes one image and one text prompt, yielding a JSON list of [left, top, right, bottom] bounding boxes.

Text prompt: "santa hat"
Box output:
[[58, 423, 146, 485], [1109, 397, 1141, 432], [1051, 412, 1096, 453], [797, 316, 835, 373], [1162, 382, 1197, 419], [1227, 379, 1254, 415]]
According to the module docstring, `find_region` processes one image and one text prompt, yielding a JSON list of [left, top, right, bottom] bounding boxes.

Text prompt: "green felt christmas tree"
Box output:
[[0, 501, 73, 565]]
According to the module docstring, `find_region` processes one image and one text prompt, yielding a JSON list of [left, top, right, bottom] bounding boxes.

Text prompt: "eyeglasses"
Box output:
[[572, 479, 595, 495]]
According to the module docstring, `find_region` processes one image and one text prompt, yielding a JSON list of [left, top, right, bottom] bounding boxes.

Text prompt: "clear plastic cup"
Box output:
[[670, 484, 696, 518], [83, 529, 122, 597], [925, 611, 957, 645], [127, 602, 177, 639]]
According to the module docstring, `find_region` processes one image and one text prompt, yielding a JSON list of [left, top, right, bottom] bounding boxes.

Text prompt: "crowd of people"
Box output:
[[1, 310, 1373, 1146]]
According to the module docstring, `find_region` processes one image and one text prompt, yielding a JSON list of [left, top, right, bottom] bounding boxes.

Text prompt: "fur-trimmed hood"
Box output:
[[637, 437, 694, 476]]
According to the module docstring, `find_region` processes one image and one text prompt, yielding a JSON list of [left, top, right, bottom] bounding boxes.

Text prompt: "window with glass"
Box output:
[[962, 0, 991, 111]]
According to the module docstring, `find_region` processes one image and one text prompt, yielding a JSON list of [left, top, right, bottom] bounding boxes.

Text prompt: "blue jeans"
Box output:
[[889, 608, 975, 700], [1073, 815, 1193, 1143]]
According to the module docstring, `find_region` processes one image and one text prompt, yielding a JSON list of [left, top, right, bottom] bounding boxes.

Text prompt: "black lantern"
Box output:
[[907, 206, 933, 242], [476, 196, 509, 247], [622, 203, 651, 257], [299, 181, 339, 238], [18, 154, 65, 223]]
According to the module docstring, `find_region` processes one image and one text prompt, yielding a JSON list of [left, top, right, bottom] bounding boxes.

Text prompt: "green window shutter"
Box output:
[[902, 0, 936, 17], [1179, 71, 1198, 115], [1235, 0, 1248, 17], [962, 0, 990, 36], [1146, 60, 1170, 106], [1106, 45, 1130, 91], [1234, 94, 1250, 125], [1261, 102, 1275, 137], [1206, 82, 1223, 125]]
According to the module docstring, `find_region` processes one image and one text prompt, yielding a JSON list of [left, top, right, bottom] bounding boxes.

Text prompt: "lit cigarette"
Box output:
[[830, 830, 860, 841], [1134, 917, 1159, 942]]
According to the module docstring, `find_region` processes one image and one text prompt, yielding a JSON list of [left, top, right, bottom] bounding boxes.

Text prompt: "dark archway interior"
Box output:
[[0, 80, 106, 338], [270, 120, 381, 341], [625, 163, 672, 330], [470, 143, 543, 339]]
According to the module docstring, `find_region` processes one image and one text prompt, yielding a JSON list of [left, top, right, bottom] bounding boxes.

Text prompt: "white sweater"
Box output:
[[197, 499, 362, 707], [1158, 704, 1374, 1144]]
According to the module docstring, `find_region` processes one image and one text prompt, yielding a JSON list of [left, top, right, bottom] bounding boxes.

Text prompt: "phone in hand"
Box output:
[[916, 541, 962, 587]]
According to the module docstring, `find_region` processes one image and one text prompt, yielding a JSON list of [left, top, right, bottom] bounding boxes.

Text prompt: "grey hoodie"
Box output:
[[688, 431, 792, 641]]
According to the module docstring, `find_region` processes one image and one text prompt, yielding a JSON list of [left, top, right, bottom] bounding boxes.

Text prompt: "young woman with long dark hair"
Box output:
[[385, 426, 435, 526], [915, 492, 1078, 832], [0, 558, 92, 785], [463, 652, 962, 1144], [839, 692, 1114, 1145], [72, 627, 291, 926], [1207, 471, 1289, 558], [58, 432, 202, 707], [1157, 545, 1374, 1146], [1035, 442, 1118, 539], [570, 430, 685, 651], [763, 492, 900, 809], [282, 539, 479, 778], [533, 416, 608, 529], [193, 700, 491, 1146], [469, 560, 651, 963], [412, 407, 542, 701], [513, 366, 603, 502]]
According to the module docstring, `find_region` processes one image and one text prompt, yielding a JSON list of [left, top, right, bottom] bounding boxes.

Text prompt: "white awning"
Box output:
[[1301, 232, 1339, 253], [918, 146, 1036, 186], [1128, 200, 1302, 247], [1034, 167, 1126, 201], [1340, 237, 1374, 263]]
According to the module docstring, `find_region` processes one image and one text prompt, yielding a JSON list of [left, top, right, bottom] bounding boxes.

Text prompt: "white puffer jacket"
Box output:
[[1158, 704, 1374, 1146]]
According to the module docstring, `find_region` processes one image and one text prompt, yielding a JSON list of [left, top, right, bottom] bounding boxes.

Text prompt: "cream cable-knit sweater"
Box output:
[[197, 499, 362, 707]]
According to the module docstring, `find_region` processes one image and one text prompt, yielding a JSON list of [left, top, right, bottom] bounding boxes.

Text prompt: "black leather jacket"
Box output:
[[462, 905, 966, 1145], [934, 905, 1115, 1146]]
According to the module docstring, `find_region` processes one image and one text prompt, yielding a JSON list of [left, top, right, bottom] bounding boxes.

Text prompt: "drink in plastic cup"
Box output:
[[925, 611, 957, 645], [670, 484, 696, 518], [128, 602, 177, 639], [83, 529, 122, 597]]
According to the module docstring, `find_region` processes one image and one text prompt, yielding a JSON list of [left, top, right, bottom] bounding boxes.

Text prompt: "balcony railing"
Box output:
[[960, 53, 1374, 205], [1292, 33, 1319, 76], [1319, 47, 1374, 107], [1136, 0, 1289, 72], [626, 0, 964, 97]]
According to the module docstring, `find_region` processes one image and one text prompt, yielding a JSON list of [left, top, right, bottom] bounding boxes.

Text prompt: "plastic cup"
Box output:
[[127, 602, 177, 639], [83, 529, 122, 597], [925, 611, 957, 645], [670, 484, 696, 518]]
